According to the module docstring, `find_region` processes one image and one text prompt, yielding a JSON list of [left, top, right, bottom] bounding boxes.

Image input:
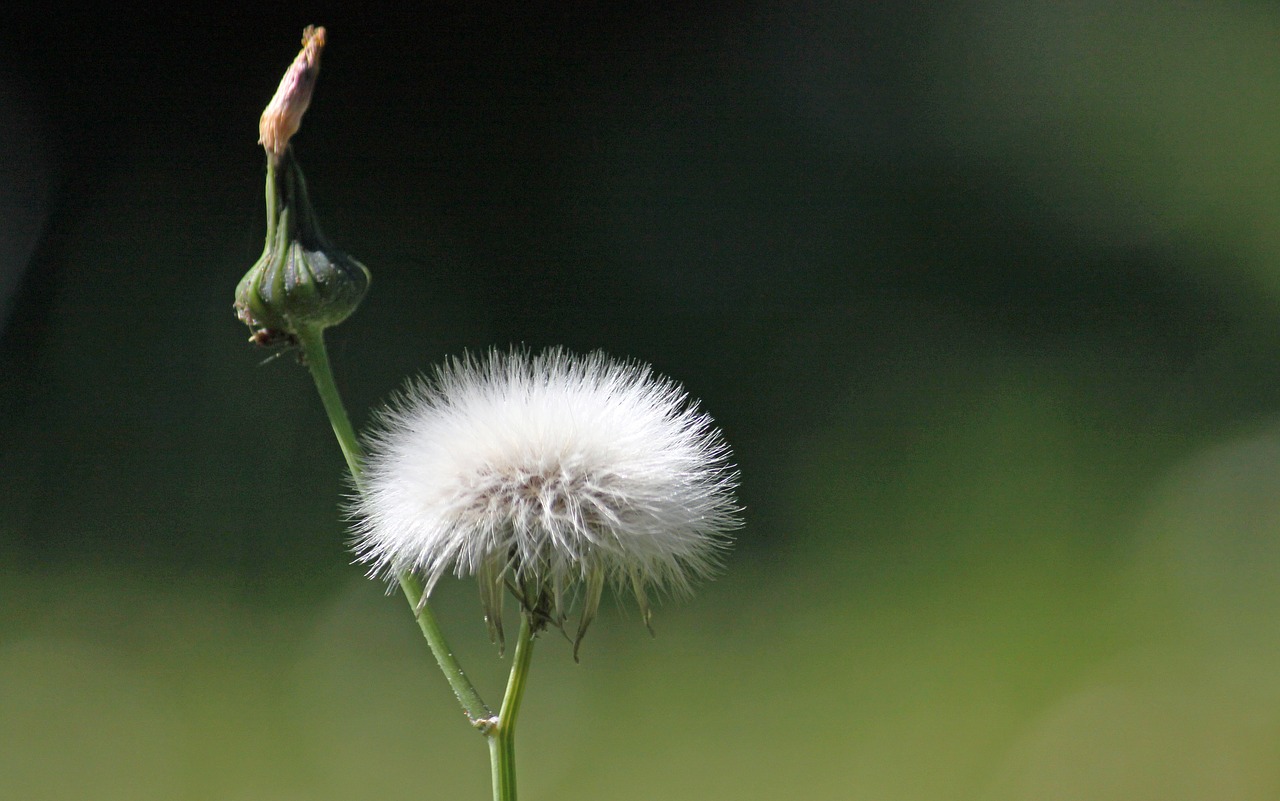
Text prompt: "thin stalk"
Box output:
[[297, 325, 363, 480], [263, 159, 278, 244], [296, 326, 492, 725], [398, 571, 492, 725], [489, 612, 537, 801]]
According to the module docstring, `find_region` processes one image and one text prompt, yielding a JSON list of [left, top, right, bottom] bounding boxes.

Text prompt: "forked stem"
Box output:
[[490, 611, 537, 801]]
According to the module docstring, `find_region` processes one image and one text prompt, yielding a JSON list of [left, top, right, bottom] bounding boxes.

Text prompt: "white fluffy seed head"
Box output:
[[349, 348, 741, 647]]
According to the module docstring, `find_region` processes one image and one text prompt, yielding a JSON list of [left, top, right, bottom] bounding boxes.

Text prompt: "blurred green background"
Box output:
[[3, 2, 1280, 798]]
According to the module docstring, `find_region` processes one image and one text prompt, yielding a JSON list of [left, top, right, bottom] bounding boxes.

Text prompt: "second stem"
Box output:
[[490, 611, 537, 801]]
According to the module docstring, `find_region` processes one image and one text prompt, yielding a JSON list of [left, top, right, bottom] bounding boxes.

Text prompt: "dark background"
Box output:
[[2, 3, 1279, 799]]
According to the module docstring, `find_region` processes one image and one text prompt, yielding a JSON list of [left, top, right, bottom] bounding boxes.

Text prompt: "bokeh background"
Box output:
[[3, 2, 1280, 799]]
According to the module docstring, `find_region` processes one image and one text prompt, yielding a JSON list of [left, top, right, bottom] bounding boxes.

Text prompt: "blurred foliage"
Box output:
[[3, 1, 1280, 798]]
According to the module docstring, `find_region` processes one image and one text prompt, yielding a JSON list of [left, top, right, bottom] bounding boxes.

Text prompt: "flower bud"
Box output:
[[260, 25, 325, 165], [235, 149, 370, 340]]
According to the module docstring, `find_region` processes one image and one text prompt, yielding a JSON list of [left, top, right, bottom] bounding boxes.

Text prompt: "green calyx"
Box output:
[[235, 148, 370, 340], [488, 565, 610, 662]]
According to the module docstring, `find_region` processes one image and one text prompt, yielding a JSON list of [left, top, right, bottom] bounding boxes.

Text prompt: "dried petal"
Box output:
[[259, 25, 326, 163]]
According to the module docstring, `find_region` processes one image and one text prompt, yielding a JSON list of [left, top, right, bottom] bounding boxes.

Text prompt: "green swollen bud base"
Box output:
[[235, 147, 369, 342]]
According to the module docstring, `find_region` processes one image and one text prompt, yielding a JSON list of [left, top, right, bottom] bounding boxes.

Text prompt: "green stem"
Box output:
[[264, 158, 279, 244], [398, 572, 493, 725], [296, 326, 492, 725], [297, 325, 363, 481], [489, 612, 537, 801]]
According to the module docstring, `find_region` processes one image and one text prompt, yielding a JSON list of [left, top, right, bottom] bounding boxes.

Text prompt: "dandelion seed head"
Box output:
[[350, 348, 741, 643]]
